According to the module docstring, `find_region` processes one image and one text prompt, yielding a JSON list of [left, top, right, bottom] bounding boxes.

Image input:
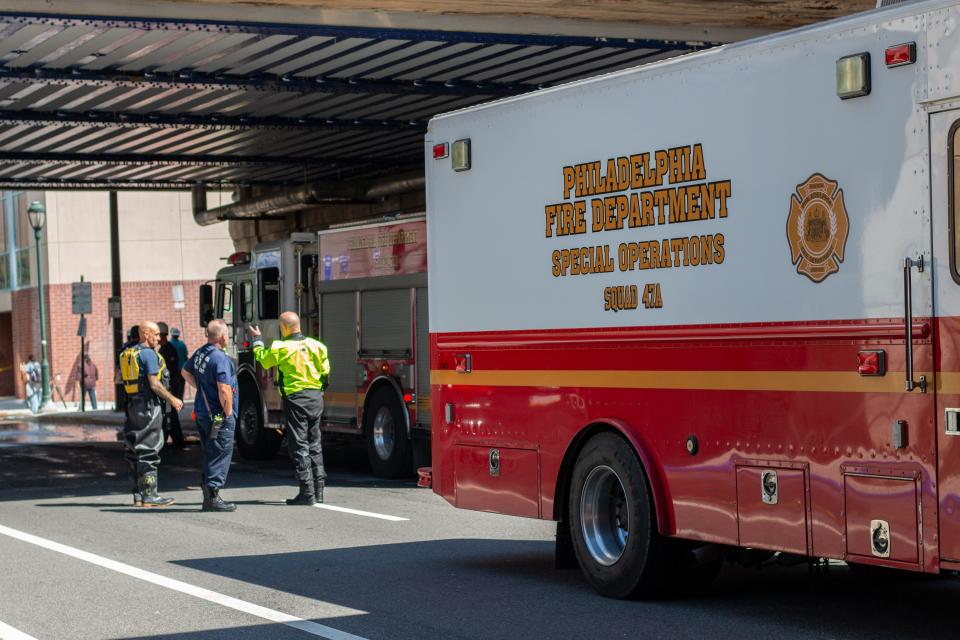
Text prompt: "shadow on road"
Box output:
[[164, 540, 960, 640], [0, 425, 411, 505]]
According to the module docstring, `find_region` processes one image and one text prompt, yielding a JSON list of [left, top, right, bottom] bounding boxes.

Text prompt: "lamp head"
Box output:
[[27, 201, 46, 231]]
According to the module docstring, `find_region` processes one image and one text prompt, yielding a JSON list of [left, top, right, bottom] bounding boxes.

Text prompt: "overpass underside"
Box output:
[[0, 0, 871, 195]]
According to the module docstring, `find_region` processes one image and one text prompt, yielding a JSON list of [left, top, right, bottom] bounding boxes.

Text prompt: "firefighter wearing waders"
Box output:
[[119, 321, 183, 507], [182, 319, 238, 512], [247, 311, 330, 505]]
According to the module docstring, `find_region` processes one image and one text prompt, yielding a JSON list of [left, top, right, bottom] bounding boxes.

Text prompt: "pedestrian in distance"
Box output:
[[247, 311, 330, 505], [182, 319, 238, 512], [78, 353, 98, 410], [21, 355, 41, 414], [118, 321, 183, 507], [157, 321, 185, 448], [169, 328, 188, 374]]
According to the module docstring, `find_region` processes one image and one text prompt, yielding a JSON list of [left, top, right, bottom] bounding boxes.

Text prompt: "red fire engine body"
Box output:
[[425, 0, 960, 597], [205, 216, 429, 478]]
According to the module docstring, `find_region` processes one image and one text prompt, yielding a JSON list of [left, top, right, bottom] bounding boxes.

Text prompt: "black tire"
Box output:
[[569, 432, 670, 599], [235, 392, 282, 461], [364, 386, 412, 478]]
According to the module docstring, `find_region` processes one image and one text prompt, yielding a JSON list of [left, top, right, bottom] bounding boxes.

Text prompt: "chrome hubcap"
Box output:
[[580, 465, 629, 566], [372, 407, 395, 461]]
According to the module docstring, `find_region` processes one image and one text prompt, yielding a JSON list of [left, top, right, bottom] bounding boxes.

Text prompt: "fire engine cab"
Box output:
[[200, 215, 429, 478], [426, 0, 960, 597]]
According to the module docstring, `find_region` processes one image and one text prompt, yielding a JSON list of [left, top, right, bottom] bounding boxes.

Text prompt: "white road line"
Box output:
[[0, 620, 38, 640], [0, 524, 368, 640], [314, 504, 409, 522]]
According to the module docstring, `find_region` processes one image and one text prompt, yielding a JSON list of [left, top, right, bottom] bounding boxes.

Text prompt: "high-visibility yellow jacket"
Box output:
[[252, 333, 330, 396]]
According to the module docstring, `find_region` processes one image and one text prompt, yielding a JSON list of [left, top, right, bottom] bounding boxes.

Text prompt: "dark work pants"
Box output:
[[283, 389, 325, 484], [123, 396, 164, 488], [162, 379, 185, 446], [196, 414, 236, 490]]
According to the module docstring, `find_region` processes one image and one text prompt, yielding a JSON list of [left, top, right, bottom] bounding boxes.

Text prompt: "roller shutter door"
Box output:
[[415, 287, 430, 427], [320, 291, 356, 401], [360, 289, 411, 355]]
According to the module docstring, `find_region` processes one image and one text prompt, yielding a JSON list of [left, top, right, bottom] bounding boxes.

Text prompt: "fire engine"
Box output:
[[200, 215, 429, 478], [425, 0, 960, 597]]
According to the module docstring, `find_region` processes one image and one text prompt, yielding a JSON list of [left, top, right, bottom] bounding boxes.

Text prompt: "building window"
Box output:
[[2, 191, 41, 290]]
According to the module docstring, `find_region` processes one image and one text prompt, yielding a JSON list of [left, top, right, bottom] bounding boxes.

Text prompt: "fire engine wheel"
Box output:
[[235, 394, 281, 461], [569, 432, 669, 599], [364, 386, 412, 479]]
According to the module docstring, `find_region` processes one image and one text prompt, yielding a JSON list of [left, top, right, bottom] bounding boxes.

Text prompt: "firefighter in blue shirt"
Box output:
[[119, 321, 183, 507], [182, 319, 238, 512]]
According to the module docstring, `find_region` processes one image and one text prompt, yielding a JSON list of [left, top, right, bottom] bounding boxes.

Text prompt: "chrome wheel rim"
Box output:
[[580, 465, 629, 566], [372, 407, 395, 460], [239, 403, 258, 444]]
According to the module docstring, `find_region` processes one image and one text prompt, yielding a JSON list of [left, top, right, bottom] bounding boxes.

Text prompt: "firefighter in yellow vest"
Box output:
[[119, 321, 183, 507], [247, 311, 330, 505]]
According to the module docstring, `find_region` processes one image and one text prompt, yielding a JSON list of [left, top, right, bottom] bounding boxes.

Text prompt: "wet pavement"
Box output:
[[0, 421, 122, 446]]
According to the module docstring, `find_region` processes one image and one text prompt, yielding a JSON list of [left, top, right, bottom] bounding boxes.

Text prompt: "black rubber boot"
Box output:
[[202, 488, 237, 512], [139, 473, 175, 508], [286, 481, 316, 506], [201, 484, 211, 504], [314, 479, 324, 504]]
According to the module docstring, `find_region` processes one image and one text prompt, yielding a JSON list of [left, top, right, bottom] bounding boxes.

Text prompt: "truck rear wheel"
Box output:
[[364, 386, 412, 478], [569, 432, 669, 599], [235, 393, 282, 461]]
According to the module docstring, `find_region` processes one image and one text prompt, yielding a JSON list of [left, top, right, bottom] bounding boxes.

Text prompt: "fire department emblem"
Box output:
[[786, 173, 849, 283]]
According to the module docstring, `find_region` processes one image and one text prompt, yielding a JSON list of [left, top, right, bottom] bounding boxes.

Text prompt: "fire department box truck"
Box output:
[[425, 0, 960, 598], [201, 215, 429, 478]]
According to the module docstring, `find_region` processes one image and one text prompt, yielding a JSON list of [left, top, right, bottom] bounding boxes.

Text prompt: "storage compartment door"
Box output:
[[360, 289, 411, 357], [320, 291, 357, 423], [736, 466, 809, 555], [844, 474, 919, 564], [454, 445, 540, 518], [415, 286, 430, 428]]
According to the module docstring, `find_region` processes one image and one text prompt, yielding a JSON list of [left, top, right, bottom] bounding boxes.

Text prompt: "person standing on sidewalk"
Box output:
[[119, 321, 182, 507], [247, 311, 330, 505], [21, 355, 41, 414], [78, 354, 98, 410], [182, 319, 237, 512]]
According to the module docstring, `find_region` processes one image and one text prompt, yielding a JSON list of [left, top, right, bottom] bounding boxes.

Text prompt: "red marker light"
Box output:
[[885, 42, 916, 68], [858, 350, 886, 376], [403, 393, 414, 403], [432, 142, 448, 159], [243, 341, 250, 348]]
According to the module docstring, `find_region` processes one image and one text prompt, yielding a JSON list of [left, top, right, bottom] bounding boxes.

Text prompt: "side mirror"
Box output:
[[199, 284, 214, 327]]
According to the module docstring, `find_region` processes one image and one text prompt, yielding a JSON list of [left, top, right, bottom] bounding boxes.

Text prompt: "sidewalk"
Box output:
[[0, 396, 195, 426]]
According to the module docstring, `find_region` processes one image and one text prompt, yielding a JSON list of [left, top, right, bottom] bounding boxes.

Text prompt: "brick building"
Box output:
[[0, 190, 234, 404]]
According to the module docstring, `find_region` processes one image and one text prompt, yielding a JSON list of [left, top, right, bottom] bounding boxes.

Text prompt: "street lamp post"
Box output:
[[27, 200, 50, 408]]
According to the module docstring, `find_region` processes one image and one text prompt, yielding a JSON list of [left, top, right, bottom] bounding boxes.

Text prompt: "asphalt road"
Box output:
[[1, 420, 959, 640]]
